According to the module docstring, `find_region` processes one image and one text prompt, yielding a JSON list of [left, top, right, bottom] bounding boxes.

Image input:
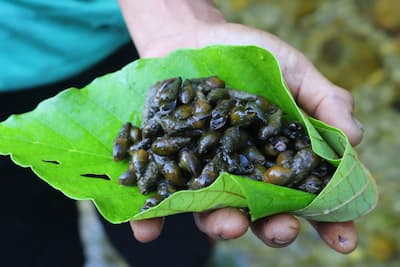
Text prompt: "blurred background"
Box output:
[[79, 0, 400, 266]]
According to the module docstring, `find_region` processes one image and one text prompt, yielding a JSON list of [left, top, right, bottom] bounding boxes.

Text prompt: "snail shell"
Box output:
[[151, 136, 192, 156], [113, 122, 132, 161], [179, 79, 195, 104], [209, 99, 234, 130], [155, 77, 181, 115], [198, 131, 220, 155], [178, 150, 202, 178]]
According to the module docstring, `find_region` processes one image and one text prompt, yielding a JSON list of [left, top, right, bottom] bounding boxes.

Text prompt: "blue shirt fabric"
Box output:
[[0, 0, 130, 91]]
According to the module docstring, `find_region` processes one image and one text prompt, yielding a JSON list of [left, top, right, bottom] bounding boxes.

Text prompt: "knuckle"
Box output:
[[324, 87, 354, 112], [335, 87, 355, 108]]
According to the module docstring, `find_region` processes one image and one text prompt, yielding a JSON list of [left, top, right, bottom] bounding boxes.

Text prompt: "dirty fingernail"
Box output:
[[271, 238, 291, 246], [217, 234, 229, 241], [352, 115, 364, 132], [338, 235, 348, 246]]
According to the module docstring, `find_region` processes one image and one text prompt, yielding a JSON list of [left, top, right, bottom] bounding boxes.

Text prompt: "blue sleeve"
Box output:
[[0, 0, 130, 91]]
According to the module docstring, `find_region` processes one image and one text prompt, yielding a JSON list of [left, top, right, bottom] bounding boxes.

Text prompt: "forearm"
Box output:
[[118, 0, 225, 56]]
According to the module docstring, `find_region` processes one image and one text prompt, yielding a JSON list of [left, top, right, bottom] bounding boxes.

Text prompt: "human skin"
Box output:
[[119, 0, 363, 254]]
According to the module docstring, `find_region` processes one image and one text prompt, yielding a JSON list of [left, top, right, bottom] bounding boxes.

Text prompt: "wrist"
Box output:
[[119, 0, 226, 57]]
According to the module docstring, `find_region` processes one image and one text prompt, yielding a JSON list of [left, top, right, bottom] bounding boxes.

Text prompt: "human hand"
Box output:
[[120, 0, 363, 254]]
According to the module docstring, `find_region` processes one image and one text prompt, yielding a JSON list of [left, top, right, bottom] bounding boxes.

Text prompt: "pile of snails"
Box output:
[[113, 76, 334, 211]]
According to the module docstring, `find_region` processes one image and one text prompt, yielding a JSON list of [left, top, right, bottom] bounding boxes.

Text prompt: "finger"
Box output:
[[194, 208, 249, 240], [250, 214, 300, 248], [310, 221, 358, 254], [130, 217, 165, 243]]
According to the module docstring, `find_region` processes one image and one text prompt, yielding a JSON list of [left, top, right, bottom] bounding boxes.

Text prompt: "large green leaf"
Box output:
[[0, 45, 377, 223]]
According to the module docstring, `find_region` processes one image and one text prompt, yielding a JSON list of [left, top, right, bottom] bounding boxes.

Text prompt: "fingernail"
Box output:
[[217, 234, 229, 241], [352, 115, 364, 133], [338, 235, 348, 246], [271, 238, 290, 246]]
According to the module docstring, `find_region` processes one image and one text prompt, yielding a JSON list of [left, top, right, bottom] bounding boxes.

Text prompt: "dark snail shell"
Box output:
[[282, 122, 304, 140], [242, 146, 266, 166], [173, 104, 193, 120], [188, 152, 226, 190], [289, 148, 321, 186], [248, 165, 267, 181], [193, 91, 212, 115], [137, 155, 160, 195], [258, 109, 282, 140], [159, 115, 192, 135], [129, 126, 142, 145], [204, 76, 225, 89], [157, 179, 177, 199], [221, 126, 248, 154], [293, 135, 311, 150], [118, 168, 137, 186], [245, 101, 269, 124], [153, 154, 186, 186], [130, 149, 149, 177], [276, 150, 294, 169], [207, 88, 230, 104], [229, 105, 256, 127], [297, 175, 323, 194], [210, 99, 234, 130], [155, 77, 181, 115], [113, 122, 132, 161], [192, 76, 225, 93], [141, 194, 163, 211], [142, 115, 162, 138], [198, 131, 220, 155], [128, 138, 152, 153], [179, 79, 195, 104], [151, 136, 192, 156], [178, 150, 202, 178], [223, 152, 254, 175]]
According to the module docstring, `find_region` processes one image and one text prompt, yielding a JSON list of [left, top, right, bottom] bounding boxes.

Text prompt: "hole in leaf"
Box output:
[[80, 173, 111, 180], [42, 160, 61, 165]]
